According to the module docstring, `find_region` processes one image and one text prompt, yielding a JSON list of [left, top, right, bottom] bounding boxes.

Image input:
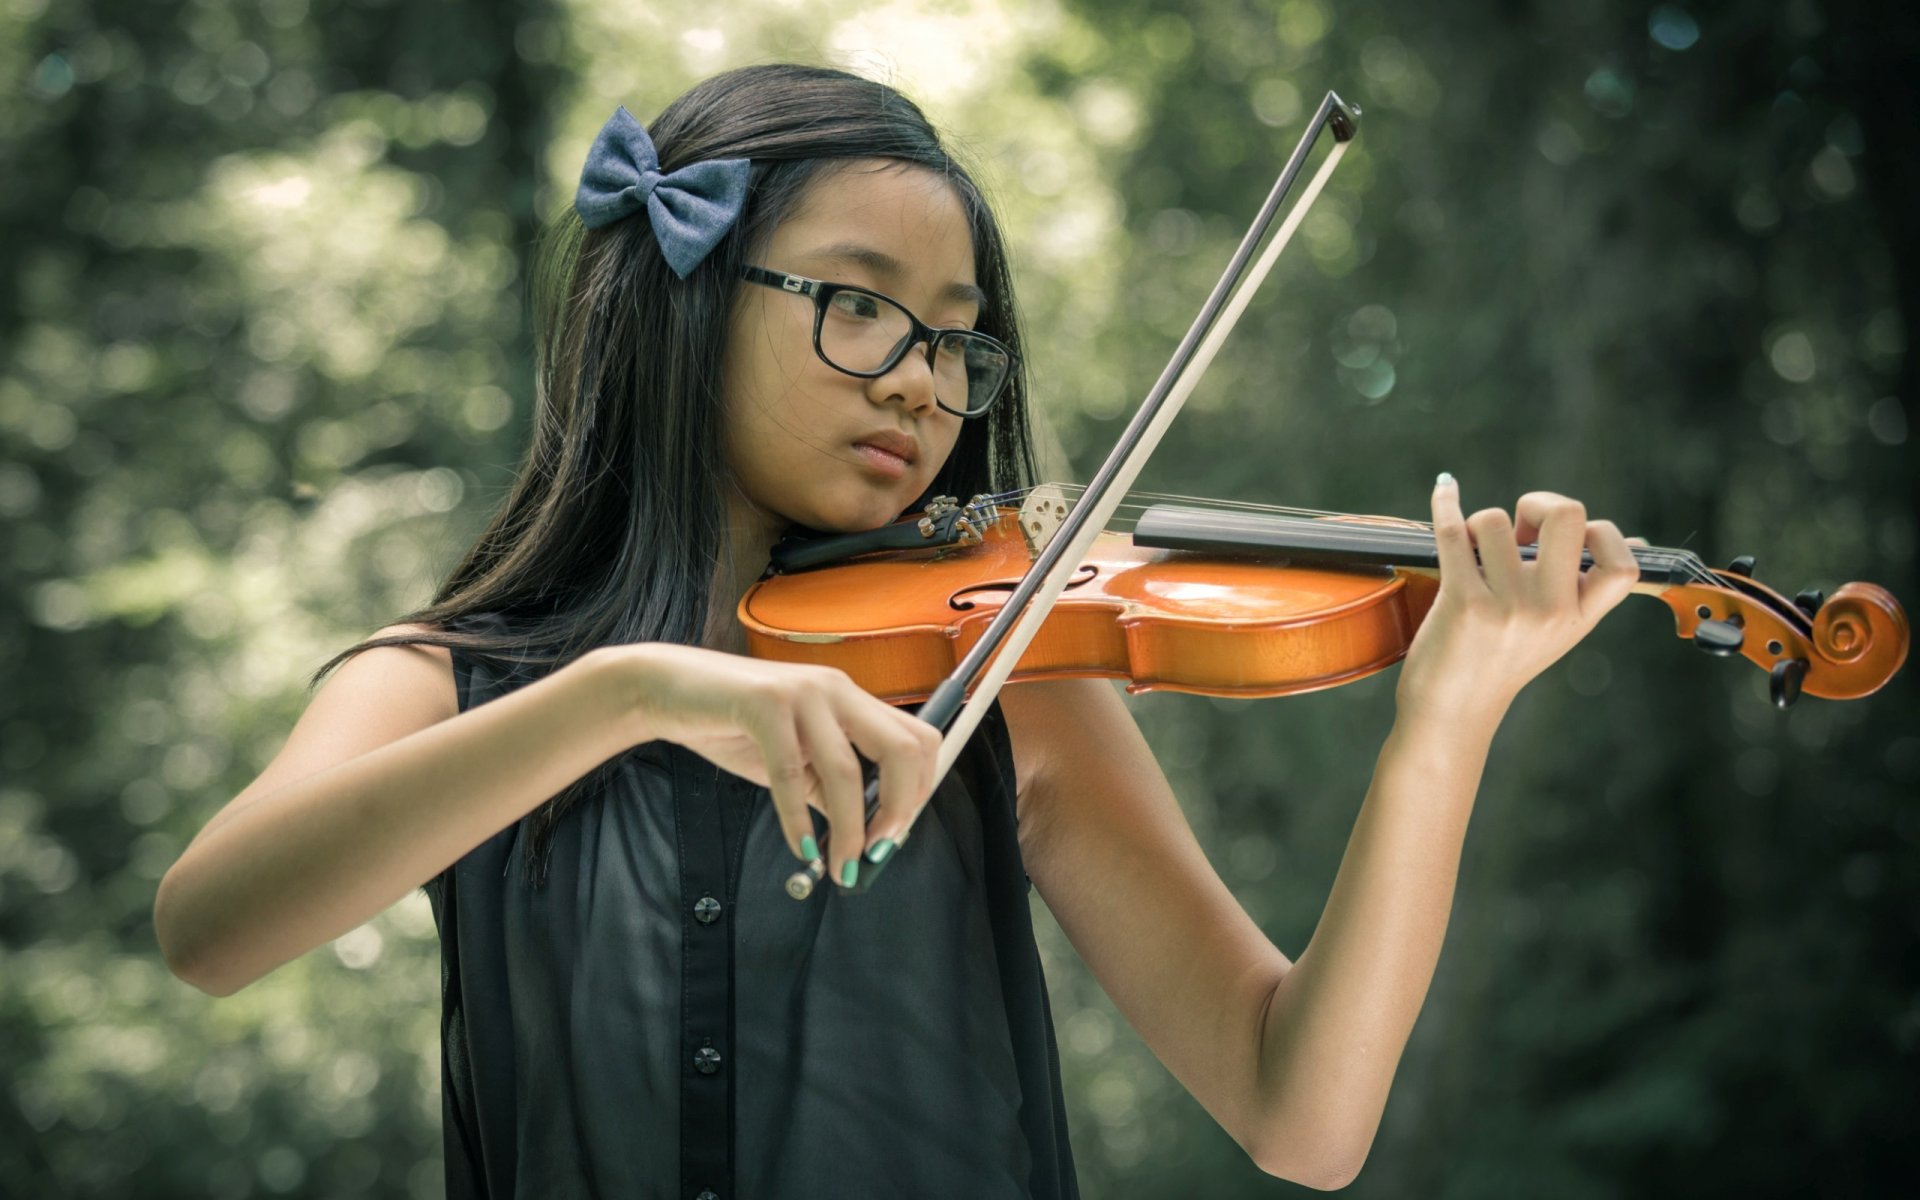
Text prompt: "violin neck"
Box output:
[[1131, 504, 1681, 589]]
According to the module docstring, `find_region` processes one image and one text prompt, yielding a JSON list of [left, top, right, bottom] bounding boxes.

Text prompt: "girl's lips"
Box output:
[[852, 441, 912, 478]]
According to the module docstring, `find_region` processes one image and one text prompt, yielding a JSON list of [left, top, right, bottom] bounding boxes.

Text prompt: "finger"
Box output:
[[1624, 534, 1649, 577], [1507, 489, 1556, 541], [752, 705, 823, 864], [1465, 505, 1524, 598], [1577, 518, 1640, 624], [1430, 473, 1490, 600], [794, 699, 868, 889], [832, 683, 940, 855], [1513, 491, 1586, 611]]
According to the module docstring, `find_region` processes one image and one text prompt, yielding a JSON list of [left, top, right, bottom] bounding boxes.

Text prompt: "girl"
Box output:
[[155, 64, 1640, 1197]]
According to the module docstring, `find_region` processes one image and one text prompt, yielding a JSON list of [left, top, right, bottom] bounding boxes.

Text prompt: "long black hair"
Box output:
[[310, 63, 1037, 886]]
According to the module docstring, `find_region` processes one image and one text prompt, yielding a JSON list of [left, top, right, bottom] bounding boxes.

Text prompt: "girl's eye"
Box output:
[[829, 291, 882, 320]]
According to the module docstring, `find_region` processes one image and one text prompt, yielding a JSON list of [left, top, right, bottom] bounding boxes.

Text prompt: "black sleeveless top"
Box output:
[[425, 617, 1080, 1199]]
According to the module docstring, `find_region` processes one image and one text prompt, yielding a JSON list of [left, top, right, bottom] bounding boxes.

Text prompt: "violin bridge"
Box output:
[[1018, 484, 1074, 556]]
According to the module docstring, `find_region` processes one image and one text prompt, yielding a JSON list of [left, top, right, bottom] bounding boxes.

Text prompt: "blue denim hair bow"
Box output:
[[574, 106, 751, 278]]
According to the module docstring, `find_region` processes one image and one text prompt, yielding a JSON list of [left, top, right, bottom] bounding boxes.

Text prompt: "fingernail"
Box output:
[[866, 838, 895, 865], [840, 859, 860, 887], [1436, 471, 1455, 488], [799, 835, 819, 862]]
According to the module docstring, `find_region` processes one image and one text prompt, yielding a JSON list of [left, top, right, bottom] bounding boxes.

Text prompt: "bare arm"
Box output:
[[1006, 679, 1303, 1176], [156, 630, 943, 998], [1005, 482, 1639, 1189], [1013, 681, 1497, 1190], [155, 637, 637, 997], [1251, 707, 1496, 1181]]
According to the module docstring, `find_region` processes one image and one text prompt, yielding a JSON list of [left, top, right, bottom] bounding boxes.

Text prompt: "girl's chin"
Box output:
[[784, 492, 921, 535]]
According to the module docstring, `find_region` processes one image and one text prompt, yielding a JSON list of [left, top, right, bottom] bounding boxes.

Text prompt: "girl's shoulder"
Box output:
[[357, 620, 460, 699], [219, 623, 458, 825], [374, 620, 454, 665]]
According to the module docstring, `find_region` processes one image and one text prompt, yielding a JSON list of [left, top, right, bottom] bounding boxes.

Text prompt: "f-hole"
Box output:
[[950, 565, 1099, 611]]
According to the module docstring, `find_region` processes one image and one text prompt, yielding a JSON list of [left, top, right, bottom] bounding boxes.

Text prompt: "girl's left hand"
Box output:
[[1394, 475, 1642, 729]]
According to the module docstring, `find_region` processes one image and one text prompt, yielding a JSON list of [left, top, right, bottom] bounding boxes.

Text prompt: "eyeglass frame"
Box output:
[[737, 265, 1016, 419]]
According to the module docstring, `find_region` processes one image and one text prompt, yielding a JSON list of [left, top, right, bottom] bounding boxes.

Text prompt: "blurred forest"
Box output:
[[2, 0, 1916, 1196]]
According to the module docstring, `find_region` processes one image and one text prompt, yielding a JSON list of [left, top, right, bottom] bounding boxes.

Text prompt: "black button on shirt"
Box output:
[[429, 616, 1080, 1199]]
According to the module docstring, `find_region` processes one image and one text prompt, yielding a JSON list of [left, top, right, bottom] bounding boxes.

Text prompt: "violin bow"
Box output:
[[790, 92, 1361, 898]]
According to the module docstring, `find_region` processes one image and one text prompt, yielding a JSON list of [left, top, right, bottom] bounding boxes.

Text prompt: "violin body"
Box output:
[[740, 512, 1439, 704]]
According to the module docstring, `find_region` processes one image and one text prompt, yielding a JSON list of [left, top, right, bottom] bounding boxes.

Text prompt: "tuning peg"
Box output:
[[1692, 619, 1745, 656], [1770, 658, 1808, 709], [1794, 588, 1825, 618], [1726, 555, 1756, 577]]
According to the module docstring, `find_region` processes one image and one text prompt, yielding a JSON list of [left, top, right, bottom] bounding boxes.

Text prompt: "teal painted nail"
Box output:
[[799, 835, 819, 862], [1436, 471, 1455, 487], [866, 839, 895, 865], [841, 859, 860, 887]]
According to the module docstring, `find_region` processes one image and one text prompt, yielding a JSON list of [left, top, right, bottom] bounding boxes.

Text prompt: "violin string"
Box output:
[[1013, 485, 1728, 587], [977, 483, 1726, 590], [987, 481, 1676, 582], [993, 483, 1356, 523]]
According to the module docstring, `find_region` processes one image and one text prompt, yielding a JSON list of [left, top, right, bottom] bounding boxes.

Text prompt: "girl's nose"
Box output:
[[865, 339, 939, 414]]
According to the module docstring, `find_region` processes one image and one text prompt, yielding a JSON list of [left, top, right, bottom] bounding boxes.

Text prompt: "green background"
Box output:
[[3, 0, 1915, 1196]]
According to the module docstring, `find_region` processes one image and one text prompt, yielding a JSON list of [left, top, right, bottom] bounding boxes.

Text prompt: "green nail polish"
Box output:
[[799, 835, 819, 861], [841, 859, 859, 887], [866, 839, 895, 865], [1437, 471, 1455, 487]]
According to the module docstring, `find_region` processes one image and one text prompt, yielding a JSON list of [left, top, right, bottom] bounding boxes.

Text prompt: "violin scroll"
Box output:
[[1658, 573, 1908, 707], [1808, 583, 1909, 690]]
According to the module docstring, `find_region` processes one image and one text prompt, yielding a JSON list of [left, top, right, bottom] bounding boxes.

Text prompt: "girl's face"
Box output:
[[721, 160, 980, 537]]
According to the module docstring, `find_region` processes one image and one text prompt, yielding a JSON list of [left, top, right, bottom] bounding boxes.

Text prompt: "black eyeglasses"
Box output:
[[739, 266, 1015, 418]]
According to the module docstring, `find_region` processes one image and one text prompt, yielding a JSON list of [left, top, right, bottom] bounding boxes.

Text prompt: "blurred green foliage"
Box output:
[[2, 0, 1915, 1196]]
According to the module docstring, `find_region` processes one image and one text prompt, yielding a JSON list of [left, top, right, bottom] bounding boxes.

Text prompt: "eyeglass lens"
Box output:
[[820, 289, 1009, 414]]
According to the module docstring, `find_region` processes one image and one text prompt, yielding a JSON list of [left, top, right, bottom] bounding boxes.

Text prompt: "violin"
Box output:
[[763, 92, 1907, 899], [741, 487, 1910, 711]]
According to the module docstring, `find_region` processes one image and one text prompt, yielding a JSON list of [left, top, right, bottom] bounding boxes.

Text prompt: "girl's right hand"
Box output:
[[604, 643, 941, 887]]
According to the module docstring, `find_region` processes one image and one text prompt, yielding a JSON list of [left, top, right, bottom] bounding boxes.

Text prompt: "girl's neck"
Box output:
[[702, 490, 786, 653]]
